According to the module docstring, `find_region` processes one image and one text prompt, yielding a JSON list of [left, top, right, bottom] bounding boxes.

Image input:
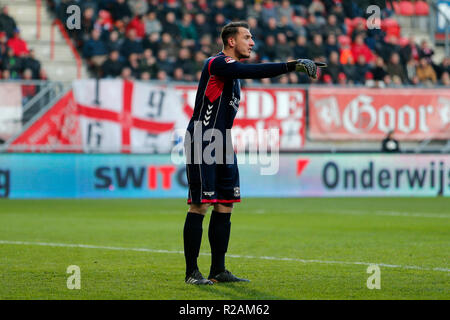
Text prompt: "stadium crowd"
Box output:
[[0, 5, 45, 82], [3, 0, 446, 87]]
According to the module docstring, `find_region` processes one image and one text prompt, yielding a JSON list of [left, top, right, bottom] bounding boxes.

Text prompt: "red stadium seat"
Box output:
[[392, 1, 401, 14], [382, 18, 401, 37], [414, 1, 430, 16], [399, 1, 414, 16]]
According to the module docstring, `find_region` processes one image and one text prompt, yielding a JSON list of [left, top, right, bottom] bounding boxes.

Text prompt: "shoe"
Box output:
[[185, 270, 214, 285], [208, 269, 250, 283]]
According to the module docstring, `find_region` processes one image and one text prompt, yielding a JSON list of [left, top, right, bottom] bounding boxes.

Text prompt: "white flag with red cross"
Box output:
[[73, 79, 188, 153]]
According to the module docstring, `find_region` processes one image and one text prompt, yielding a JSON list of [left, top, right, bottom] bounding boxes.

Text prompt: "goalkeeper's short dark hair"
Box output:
[[221, 21, 249, 48]]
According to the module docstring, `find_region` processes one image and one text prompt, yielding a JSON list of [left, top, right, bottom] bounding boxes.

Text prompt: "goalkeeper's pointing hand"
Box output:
[[287, 59, 327, 79]]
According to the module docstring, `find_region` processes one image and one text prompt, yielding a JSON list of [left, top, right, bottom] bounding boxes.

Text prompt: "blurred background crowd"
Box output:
[[1, 0, 449, 87]]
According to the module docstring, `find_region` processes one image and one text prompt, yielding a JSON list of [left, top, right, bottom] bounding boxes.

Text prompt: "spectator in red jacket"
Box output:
[[126, 14, 146, 40], [351, 33, 375, 65], [7, 28, 28, 56]]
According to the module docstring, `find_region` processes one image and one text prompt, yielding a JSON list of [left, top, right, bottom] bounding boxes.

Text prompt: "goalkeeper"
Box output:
[[183, 21, 325, 285]]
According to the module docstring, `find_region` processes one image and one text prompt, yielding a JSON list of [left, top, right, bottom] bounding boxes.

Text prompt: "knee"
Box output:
[[189, 203, 211, 215]]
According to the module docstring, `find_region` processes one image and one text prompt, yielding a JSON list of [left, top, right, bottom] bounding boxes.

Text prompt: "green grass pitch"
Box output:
[[0, 197, 448, 300]]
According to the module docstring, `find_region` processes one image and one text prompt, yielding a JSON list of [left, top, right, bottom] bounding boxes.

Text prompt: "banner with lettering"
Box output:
[[308, 87, 450, 141]]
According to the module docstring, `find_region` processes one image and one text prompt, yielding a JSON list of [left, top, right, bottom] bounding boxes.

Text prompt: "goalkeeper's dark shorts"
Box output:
[[186, 161, 240, 204]]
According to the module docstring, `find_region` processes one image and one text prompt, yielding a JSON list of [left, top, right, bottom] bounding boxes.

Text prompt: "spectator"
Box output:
[[145, 11, 162, 36], [387, 52, 407, 84], [291, 16, 307, 38], [140, 71, 151, 81], [156, 49, 175, 76], [0, 31, 8, 61], [139, 48, 158, 78], [95, 9, 114, 34], [229, 0, 247, 21], [156, 70, 168, 81], [110, 0, 133, 23], [307, 34, 326, 60], [305, 14, 325, 38], [275, 33, 292, 62], [162, 12, 180, 39], [210, 0, 231, 21], [325, 50, 346, 83], [351, 33, 375, 65], [440, 72, 450, 86], [2, 47, 22, 79], [173, 67, 185, 81], [278, 16, 296, 42], [193, 13, 212, 38], [337, 72, 347, 85], [352, 55, 370, 85], [126, 53, 141, 78], [120, 66, 133, 80], [211, 13, 227, 39], [0, 6, 17, 38], [7, 29, 29, 57], [22, 49, 41, 79], [263, 17, 280, 38], [416, 57, 437, 85], [129, 0, 148, 17], [174, 47, 195, 81], [436, 57, 450, 80], [418, 40, 434, 63], [278, 0, 294, 24], [83, 29, 109, 68], [178, 13, 197, 42], [325, 33, 339, 58], [120, 29, 143, 59], [101, 50, 123, 78], [247, 1, 262, 20], [21, 69, 36, 105], [126, 14, 146, 40], [293, 35, 308, 59], [260, 0, 278, 26], [106, 30, 123, 53], [323, 14, 343, 37], [371, 55, 388, 87], [159, 32, 178, 61], [142, 32, 160, 53], [259, 35, 277, 61], [400, 35, 420, 64], [405, 57, 419, 85]]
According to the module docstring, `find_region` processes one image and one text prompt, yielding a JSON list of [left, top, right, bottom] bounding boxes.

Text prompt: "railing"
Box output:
[[430, 0, 450, 56], [36, 0, 41, 40], [50, 19, 82, 79]]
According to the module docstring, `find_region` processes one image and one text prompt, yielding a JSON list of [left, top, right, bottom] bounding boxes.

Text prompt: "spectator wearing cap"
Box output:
[[0, 6, 17, 38], [7, 29, 28, 57]]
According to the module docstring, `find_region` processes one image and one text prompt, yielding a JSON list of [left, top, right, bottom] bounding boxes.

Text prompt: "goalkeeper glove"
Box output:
[[287, 59, 327, 79]]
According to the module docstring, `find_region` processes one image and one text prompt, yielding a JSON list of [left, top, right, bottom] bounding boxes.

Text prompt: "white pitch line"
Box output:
[[0, 240, 449, 273]]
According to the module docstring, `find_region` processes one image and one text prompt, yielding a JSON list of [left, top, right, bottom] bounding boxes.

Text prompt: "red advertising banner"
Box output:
[[176, 85, 306, 150], [9, 90, 82, 152], [309, 87, 450, 141]]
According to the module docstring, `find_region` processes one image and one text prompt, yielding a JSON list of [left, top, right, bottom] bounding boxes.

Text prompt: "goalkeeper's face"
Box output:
[[234, 27, 254, 60]]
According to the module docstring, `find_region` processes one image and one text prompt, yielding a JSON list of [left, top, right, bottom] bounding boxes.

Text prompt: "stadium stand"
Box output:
[[0, 5, 45, 81], [43, 0, 449, 87]]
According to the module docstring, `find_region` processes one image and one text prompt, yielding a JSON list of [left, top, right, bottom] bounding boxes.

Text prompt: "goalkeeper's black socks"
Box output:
[[183, 212, 205, 277], [208, 210, 232, 277]]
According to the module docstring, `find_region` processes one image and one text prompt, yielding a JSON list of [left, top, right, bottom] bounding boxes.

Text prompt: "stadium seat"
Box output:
[[414, 1, 430, 16], [382, 18, 401, 38], [399, 1, 414, 16]]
